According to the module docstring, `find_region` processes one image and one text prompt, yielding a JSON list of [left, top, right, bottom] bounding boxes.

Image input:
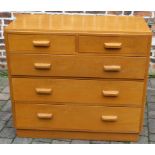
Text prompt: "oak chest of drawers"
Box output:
[[4, 14, 152, 141]]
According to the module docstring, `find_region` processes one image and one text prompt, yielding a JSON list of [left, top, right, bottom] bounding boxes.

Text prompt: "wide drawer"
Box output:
[[9, 54, 146, 79], [15, 103, 141, 133], [79, 35, 149, 56], [7, 34, 76, 54], [12, 78, 144, 106]]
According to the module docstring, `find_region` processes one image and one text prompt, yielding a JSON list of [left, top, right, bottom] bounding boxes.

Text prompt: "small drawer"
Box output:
[[9, 54, 146, 79], [7, 34, 76, 54], [15, 103, 141, 133], [12, 78, 144, 106], [79, 35, 149, 56]]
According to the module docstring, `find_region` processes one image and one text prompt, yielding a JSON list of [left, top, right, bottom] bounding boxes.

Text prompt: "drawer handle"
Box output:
[[35, 88, 52, 95], [104, 65, 121, 72], [104, 43, 122, 49], [101, 115, 118, 122], [33, 40, 50, 47], [37, 113, 53, 119], [102, 90, 119, 97], [34, 63, 51, 70]]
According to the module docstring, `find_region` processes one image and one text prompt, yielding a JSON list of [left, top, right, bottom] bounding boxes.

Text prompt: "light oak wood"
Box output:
[[34, 63, 51, 70], [35, 88, 52, 95], [101, 115, 118, 122], [12, 78, 144, 106], [15, 103, 141, 133], [32, 40, 51, 47], [103, 65, 121, 72], [7, 34, 76, 54], [104, 43, 122, 49], [37, 113, 53, 119], [9, 54, 146, 79], [16, 129, 139, 141], [102, 90, 119, 97], [79, 35, 150, 56], [4, 14, 152, 141], [5, 15, 151, 34]]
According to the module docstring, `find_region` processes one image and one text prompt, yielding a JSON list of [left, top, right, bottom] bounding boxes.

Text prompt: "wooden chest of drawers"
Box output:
[[4, 14, 152, 141]]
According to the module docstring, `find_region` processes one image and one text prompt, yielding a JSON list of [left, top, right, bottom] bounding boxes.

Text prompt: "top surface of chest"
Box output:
[[5, 14, 151, 35]]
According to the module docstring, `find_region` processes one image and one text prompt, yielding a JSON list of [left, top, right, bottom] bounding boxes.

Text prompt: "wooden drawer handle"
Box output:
[[104, 43, 122, 49], [104, 65, 121, 72], [33, 40, 50, 47], [37, 113, 53, 119], [34, 63, 51, 70], [101, 115, 118, 122], [35, 88, 52, 95], [102, 90, 119, 97]]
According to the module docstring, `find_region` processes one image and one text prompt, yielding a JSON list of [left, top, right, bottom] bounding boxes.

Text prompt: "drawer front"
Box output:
[[79, 35, 149, 56], [7, 34, 76, 54], [12, 78, 144, 106], [15, 103, 141, 133], [9, 54, 146, 79]]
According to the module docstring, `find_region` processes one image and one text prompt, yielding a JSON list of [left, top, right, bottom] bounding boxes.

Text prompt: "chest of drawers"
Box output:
[[4, 14, 152, 141]]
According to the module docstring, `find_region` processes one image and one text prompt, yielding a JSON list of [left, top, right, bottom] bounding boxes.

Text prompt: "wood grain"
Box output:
[[9, 54, 146, 79], [16, 129, 139, 141], [4, 14, 152, 141], [79, 35, 150, 55], [15, 103, 141, 133], [12, 78, 144, 106], [7, 34, 76, 54], [5, 15, 151, 34]]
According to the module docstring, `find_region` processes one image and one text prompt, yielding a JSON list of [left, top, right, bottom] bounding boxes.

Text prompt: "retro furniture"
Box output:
[[4, 14, 152, 141]]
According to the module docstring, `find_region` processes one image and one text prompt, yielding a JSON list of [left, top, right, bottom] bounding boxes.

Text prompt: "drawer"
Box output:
[[12, 78, 144, 106], [15, 103, 141, 133], [9, 54, 146, 79], [7, 34, 76, 54], [79, 35, 149, 56]]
